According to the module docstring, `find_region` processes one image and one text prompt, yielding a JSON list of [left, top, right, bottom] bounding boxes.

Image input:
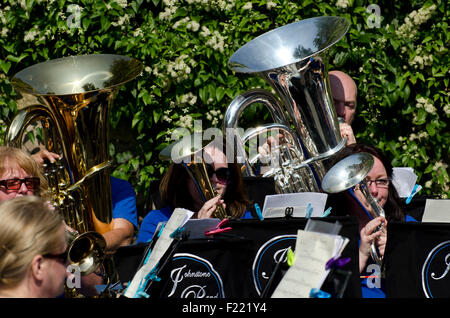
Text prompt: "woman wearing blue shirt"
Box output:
[[327, 143, 417, 298], [138, 139, 252, 243]]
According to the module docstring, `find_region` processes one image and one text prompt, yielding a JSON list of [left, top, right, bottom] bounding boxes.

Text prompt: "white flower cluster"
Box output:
[[185, 0, 235, 12], [433, 161, 448, 172], [178, 92, 198, 106], [336, 0, 350, 9], [416, 96, 436, 114], [133, 28, 144, 37], [395, 4, 437, 39], [24, 28, 39, 42], [114, 0, 128, 8], [206, 109, 223, 126], [205, 30, 227, 53], [266, 1, 277, 10], [409, 45, 433, 69], [159, 5, 177, 21], [409, 54, 433, 69], [172, 16, 200, 32], [162, 109, 173, 123], [443, 104, 450, 116], [405, 130, 429, 142], [166, 54, 195, 83], [111, 14, 130, 28], [242, 2, 252, 10], [178, 114, 193, 129]]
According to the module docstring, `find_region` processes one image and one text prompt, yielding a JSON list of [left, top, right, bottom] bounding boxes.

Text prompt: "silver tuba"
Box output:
[[321, 152, 385, 266], [223, 16, 350, 193], [6, 54, 143, 291]]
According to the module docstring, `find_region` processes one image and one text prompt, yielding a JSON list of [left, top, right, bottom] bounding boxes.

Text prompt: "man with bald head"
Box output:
[[329, 70, 357, 145]]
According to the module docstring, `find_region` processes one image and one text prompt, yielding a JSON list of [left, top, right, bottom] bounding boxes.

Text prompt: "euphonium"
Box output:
[[160, 133, 229, 219], [321, 152, 385, 266], [223, 16, 350, 193], [6, 54, 143, 287]]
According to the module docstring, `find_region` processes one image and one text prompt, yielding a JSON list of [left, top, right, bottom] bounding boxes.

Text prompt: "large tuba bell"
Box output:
[[6, 54, 143, 285], [159, 133, 229, 219], [223, 16, 350, 193], [321, 152, 385, 266]]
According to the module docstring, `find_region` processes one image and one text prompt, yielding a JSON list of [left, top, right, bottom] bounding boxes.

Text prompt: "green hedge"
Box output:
[[0, 0, 448, 205]]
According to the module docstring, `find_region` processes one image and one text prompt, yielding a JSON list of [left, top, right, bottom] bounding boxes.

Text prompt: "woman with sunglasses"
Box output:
[[137, 138, 252, 243], [0, 146, 48, 202], [0, 195, 69, 297], [326, 143, 417, 298]]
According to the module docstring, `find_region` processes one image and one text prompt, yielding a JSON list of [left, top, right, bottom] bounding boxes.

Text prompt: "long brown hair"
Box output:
[[159, 138, 251, 218], [328, 143, 405, 222]]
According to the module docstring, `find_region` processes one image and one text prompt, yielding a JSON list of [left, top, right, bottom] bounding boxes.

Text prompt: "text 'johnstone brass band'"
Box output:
[[223, 16, 350, 194], [6, 54, 143, 295]]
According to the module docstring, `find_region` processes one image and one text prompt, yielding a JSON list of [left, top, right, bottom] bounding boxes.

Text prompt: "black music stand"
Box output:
[[384, 221, 450, 298]]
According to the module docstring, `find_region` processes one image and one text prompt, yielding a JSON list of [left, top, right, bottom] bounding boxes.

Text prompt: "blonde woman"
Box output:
[[0, 196, 69, 297], [0, 146, 48, 202]]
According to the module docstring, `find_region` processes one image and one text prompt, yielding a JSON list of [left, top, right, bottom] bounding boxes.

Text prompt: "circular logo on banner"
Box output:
[[422, 240, 450, 298], [165, 253, 225, 298], [252, 235, 297, 295]]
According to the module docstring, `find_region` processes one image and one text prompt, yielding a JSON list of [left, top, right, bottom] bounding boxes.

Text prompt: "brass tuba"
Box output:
[[223, 16, 350, 193], [6, 54, 143, 285], [159, 133, 229, 219]]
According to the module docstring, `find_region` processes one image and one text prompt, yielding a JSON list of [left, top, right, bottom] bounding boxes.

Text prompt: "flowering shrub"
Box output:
[[0, 0, 448, 203]]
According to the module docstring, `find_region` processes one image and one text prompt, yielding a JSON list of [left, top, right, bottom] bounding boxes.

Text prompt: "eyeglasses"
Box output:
[[365, 178, 390, 188], [43, 249, 69, 265], [206, 164, 230, 184], [0, 177, 40, 192]]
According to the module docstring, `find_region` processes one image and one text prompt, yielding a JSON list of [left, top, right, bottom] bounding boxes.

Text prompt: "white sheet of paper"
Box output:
[[271, 229, 348, 298], [421, 199, 450, 223], [262, 192, 327, 217], [124, 208, 193, 298], [264, 206, 307, 218], [392, 167, 418, 198]]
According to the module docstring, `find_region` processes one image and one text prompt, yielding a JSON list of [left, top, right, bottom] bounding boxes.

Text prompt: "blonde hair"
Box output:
[[0, 146, 49, 199], [0, 196, 64, 287]]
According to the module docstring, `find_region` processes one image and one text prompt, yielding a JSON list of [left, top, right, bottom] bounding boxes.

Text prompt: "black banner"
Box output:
[[146, 216, 361, 298], [384, 222, 450, 298]]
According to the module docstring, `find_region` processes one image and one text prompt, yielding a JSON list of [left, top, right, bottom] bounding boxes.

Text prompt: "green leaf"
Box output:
[[426, 123, 436, 136], [0, 61, 11, 74]]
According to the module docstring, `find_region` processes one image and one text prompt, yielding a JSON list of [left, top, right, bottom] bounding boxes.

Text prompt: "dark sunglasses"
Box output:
[[43, 249, 69, 264], [206, 164, 230, 183], [0, 177, 40, 191]]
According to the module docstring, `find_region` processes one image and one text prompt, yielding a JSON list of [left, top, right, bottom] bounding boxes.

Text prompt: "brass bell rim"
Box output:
[[11, 54, 143, 97], [67, 231, 107, 276]]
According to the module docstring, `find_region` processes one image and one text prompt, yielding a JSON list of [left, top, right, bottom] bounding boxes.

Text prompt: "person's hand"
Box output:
[[197, 195, 226, 219], [31, 149, 61, 167], [359, 216, 387, 272], [258, 134, 283, 156], [339, 122, 356, 145]]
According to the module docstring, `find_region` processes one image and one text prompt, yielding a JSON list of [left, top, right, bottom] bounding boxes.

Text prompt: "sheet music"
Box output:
[[262, 192, 327, 218], [392, 167, 418, 198], [421, 199, 450, 223], [124, 208, 193, 298], [271, 229, 348, 298], [263, 206, 307, 218]]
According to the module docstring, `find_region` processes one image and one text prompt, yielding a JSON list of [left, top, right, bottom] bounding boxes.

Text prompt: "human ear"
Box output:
[[30, 255, 45, 281]]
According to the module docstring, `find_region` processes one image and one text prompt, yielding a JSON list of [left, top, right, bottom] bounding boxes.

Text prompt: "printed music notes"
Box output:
[[271, 226, 349, 298], [262, 192, 328, 218], [124, 208, 193, 298]]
